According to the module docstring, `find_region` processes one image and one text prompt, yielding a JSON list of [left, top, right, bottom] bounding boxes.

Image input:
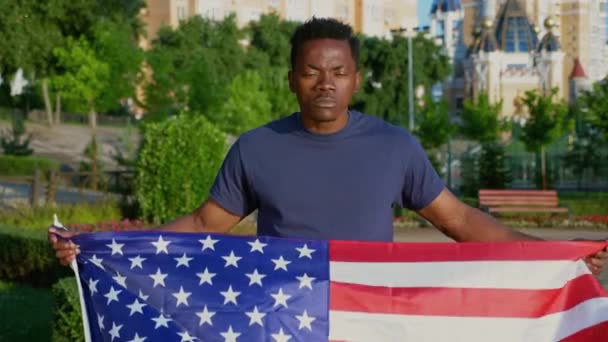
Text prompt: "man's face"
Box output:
[[288, 39, 361, 122]]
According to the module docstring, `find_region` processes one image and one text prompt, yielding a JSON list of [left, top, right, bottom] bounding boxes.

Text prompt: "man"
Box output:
[[50, 18, 606, 274]]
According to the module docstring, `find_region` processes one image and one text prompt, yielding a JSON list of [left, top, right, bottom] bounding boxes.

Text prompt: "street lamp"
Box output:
[[390, 27, 416, 131], [431, 81, 452, 189]]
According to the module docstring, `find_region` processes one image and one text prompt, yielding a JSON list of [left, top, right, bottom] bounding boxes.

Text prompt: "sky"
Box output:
[[417, 0, 434, 28]]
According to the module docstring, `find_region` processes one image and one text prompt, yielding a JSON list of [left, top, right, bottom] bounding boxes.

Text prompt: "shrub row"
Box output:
[[0, 155, 60, 176], [51, 277, 84, 342]]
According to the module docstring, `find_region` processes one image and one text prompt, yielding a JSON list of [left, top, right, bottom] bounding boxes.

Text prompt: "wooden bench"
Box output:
[[478, 189, 569, 214]]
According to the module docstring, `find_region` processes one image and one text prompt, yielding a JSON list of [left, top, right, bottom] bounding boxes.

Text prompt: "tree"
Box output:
[[414, 96, 456, 174], [460, 93, 507, 143], [577, 79, 608, 140], [520, 88, 570, 189]]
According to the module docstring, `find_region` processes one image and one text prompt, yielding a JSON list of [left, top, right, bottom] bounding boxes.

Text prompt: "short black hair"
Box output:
[[290, 17, 360, 69]]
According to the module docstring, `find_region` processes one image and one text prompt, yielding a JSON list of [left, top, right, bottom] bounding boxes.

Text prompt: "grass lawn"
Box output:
[[0, 281, 53, 342]]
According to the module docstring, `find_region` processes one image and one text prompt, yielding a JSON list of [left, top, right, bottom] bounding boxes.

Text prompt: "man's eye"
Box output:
[[303, 72, 317, 77]]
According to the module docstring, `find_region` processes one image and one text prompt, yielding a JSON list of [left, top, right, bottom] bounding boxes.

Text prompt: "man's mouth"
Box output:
[[313, 97, 337, 107]]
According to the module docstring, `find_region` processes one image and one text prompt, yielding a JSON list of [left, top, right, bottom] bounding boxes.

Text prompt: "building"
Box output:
[[139, 0, 419, 49]]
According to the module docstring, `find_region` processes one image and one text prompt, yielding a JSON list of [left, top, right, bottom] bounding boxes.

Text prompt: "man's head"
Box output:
[[288, 18, 361, 125]]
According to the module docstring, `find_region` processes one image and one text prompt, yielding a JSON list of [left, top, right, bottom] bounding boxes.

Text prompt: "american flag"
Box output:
[[70, 232, 608, 341]]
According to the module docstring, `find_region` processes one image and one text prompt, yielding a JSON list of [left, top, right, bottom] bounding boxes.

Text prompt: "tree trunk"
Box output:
[[41, 79, 54, 126], [54, 94, 62, 125], [540, 146, 547, 190]]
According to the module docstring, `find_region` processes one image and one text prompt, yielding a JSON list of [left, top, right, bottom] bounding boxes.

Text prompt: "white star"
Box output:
[[247, 238, 267, 253], [174, 253, 193, 268], [196, 305, 215, 326], [222, 250, 242, 268], [271, 327, 291, 342], [172, 286, 192, 307], [270, 288, 291, 308], [151, 235, 171, 254], [151, 312, 172, 329], [220, 326, 241, 342], [296, 273, 315, 290], [245, 306, 266, 326], [113, 272, 127, 288], [177, 331, 197, 342], [245, 269, 266, 286], [127, 332, 147, 342], [138, 289, 149, 301], [295, 310, 316, 331], [97, 314, 104, 330], [109, 322, 123, 342], [149, 268, 168, 287], [296, 244, 315, 259], [106, 238, 124, 256], [89, 255, 104, 269], [104, 286, 122, 305], [126, 298, 147, 316], [129, 255, 146, 269], [220, 285, 241, 305], [88, 278, 99, 295], [196, 267, 216, 285], [199, 235, 218, 251], [272, 256, 291, 271]]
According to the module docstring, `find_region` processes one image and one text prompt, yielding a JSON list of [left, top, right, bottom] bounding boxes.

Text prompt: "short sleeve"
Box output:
[[209, 140, 257, 216], [400, 136, 445, 210]]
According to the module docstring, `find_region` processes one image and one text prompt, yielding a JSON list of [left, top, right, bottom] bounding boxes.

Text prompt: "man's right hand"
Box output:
[[48, 227, 80, 266]]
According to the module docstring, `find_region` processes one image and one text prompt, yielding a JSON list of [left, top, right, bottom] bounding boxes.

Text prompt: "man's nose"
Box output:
[[317, 72, 336, 91]]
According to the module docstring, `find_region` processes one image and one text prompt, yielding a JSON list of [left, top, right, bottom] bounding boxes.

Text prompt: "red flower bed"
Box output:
[[581, 215, 608, 225], [67, 219, 149, 233]]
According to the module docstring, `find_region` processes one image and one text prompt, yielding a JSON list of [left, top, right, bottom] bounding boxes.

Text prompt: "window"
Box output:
[[177, 6, 187, 21]]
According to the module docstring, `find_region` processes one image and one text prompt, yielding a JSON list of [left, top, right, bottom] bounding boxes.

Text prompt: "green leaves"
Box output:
[[136, 114, 227, 224], [460, 92, 508, 143], [520, 88, 570, 152], [577, 80, 608, 140]]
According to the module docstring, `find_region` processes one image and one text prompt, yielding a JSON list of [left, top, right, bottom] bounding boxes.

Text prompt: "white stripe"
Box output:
[[330, 260, 590, 289], [329, 297, 608, 342], [71, 260, 92, 342]]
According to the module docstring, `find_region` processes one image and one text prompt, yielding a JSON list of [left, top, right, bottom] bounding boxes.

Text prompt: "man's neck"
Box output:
[[300, 111, 349, 135]]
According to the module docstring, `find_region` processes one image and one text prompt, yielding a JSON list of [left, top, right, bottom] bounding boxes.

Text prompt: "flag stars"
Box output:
[[127, 333, 147, 342], [196, 305, 215, 326], [88, 278, 99, 295], [272, 255, 291, 271], [104, 286, 122, 305], [296, 273, 315, 290], [295, 310, 315, 331], [199, 235, 219, 251], [222, 251, 242, 268], [247, 238, 267, 253], [220, 326, 241, 342], [109, 322, 123, 342], [138, 289, 149, 301], [106, 238, 124, 256], [196, 267, 216, 285], [245, 306, 266, 326], [97, 314, 104, 330], [126, 298, 147, 316], [271, 288, 291, 308], [172, 286, 192, 307], [151, 312, 172, 329], [177, 331, 197, 342], [88, 255, 104, 269], [149, 268, 168, 287], [296, 244, 315, 259], [271, 327, 291, 342], [151, 235, 171, 254], [113, 272, 127, 288], [129, 255, 146, 269], [245, 269, 266, 286], [220, 285, 241, 305], [174, 253, 193, 268]]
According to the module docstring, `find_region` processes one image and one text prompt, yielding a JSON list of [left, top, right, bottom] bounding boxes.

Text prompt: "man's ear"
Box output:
[[288, 70, 295, 93]]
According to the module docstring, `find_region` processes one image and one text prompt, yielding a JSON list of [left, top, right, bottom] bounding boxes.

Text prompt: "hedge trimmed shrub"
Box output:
[[0, 225, 70, 287], [136, 113, 226, 223], [0, 155, 60, 176], [0, 281, 54, 341], [51, 277, 84, 342]]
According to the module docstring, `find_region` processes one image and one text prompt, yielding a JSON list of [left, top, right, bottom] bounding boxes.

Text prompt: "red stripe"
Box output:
[[560, 321, 608, 341], [329, 240, 607, 262], [329, 274, 607, 317]]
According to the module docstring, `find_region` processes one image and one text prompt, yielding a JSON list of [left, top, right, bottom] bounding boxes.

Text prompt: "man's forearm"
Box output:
[[450, 207, 542, 242], [153, 213, 206, 233]]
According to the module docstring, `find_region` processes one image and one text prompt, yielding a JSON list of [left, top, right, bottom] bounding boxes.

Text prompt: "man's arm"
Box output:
[[416, 188, 541, 242]]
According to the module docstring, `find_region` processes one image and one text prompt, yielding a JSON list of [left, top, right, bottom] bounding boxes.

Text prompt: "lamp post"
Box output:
[[390, 27, 416, 131], [432, 81, 452, 189]]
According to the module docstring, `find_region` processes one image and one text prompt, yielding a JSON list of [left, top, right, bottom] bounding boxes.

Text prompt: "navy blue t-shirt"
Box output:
[[209, 111, 444, 241]]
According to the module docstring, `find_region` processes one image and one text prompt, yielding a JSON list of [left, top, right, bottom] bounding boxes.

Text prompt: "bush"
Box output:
[[51, 277, 84, 342], [0, 281, 54, 341], [0, 155, 60, 176], [0, 225, 70, 287], [136, 113, 227, 223]]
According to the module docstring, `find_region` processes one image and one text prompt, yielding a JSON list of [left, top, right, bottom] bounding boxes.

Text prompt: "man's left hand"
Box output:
[[585, 246, 608, 275]]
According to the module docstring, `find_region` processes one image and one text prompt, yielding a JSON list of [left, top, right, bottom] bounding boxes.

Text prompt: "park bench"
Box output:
[[478, 189, 569, 214]]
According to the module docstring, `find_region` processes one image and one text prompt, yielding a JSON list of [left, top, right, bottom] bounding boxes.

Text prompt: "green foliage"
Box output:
[[136, 114, 227, 223], [460, 93, 507, 143], [577, 79, 608, 140], [1, 111, 33, 156], [246, 14, 297, 69], [0, 201, 122, 229], [563, 122, 606, 186], [51, 277, 83, 342], [0, 155, 59, 176], [0, 224, 70, 286], [211, 71, 273, 135], [478, 142, 511, 189], [559, 192, 608, 216], [460, 150, 480, 197], [0, 281, 53, 342], [414, 97, 456, 175]]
